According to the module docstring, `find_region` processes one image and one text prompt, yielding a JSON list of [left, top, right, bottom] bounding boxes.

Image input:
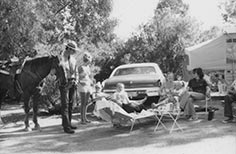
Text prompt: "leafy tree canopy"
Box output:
[[110, 0, 195, 75], [0, 0, 117, 62], [220, 0, 236, 24]]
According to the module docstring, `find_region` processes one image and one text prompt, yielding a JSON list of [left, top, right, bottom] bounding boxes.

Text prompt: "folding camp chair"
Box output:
[[153, 102, 183, 133], [105, 107, 158, 132], [129, 110, 158, 132], [94, 99, 158, 132]]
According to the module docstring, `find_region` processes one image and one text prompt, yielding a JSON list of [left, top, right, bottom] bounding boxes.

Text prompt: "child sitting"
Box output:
[[110, 83, 147, 113], [91, 82, 110, 102], [92, 82, 113, 119]]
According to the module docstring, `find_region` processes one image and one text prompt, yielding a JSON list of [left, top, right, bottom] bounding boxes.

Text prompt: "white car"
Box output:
[[102, 63, 165, 102]]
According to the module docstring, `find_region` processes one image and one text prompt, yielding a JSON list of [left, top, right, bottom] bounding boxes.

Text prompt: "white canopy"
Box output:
[[185, 33, 236, 70]]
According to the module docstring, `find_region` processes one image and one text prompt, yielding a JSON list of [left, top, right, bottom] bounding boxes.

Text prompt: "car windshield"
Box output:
[[113, 66, 156, 76]]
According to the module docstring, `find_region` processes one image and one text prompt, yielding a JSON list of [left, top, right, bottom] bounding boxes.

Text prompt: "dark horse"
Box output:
[[0, 70, 15, 125], [0, 55, 65, 131]]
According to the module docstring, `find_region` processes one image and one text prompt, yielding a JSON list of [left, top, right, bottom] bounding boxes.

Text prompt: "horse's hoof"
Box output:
[[24, 127, 32, 132]]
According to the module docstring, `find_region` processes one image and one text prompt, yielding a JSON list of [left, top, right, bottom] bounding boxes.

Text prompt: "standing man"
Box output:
[[60, 41, 78, 134]]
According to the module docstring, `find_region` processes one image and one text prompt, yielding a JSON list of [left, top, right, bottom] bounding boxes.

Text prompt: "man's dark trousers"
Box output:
[[224, 94, 236, 118]]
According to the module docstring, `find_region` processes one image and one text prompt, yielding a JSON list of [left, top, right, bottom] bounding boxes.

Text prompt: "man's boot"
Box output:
[[64, 127, 75, 134]]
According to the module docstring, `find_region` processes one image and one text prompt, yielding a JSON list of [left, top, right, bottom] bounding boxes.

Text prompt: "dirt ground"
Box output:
[[0, 100, 236, 154]]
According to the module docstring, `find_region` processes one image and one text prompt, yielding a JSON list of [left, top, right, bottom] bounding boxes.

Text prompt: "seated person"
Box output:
[[151, 72, 182, 110], [218, 74, 228, 93], [180, 68, 209, 120], [110, 83, 147, 113], [176, 75, 186, 87], [91, 82, 110, 102], [93, 83, 147, 127], [223, 80, 236, 123]]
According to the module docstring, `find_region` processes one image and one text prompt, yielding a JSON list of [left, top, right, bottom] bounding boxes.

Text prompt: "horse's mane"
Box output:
[[24, 56, 52, 72]]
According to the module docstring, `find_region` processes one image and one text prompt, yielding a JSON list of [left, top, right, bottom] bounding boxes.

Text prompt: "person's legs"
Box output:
[[223, 94, 236, 123], [188, 92, 205, 100], [187, 92, 205, 120], [131, 104, 145, 113], [122, 104, 136, 113], [131, 97, 147, 106], [80, 92, 86, 124], [151, 98, 168, 108], [68, 85, 75, 123], [59, 87, 74, 134], [84, 92, 91, 122], [179, 91, 197, 119], [68, 85, 77, 129], [80, 92, 91, 124], [179, 91, 189, 111], [185, 97, 197, 119]]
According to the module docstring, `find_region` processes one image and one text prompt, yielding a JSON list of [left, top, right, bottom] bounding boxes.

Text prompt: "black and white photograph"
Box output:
[[0, 0, 236, 154]]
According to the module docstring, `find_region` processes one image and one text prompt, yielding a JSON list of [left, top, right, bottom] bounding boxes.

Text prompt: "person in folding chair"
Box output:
[[151, 72, 184, 112], [111, 83, 147, 113], [151, 72, 184, 133], [179, 68, 210, 121], [91, 82, 111, 115], [222, 79, 236, 123], [94, 83, 147, 128], [91, 82, 109, 102]]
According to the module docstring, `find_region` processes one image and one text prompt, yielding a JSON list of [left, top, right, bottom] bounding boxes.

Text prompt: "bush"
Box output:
[[40, 74, 61, 114]]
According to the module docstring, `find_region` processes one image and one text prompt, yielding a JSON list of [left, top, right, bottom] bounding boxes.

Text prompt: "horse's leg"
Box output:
[[0, 90, 7, 126], [0, 100, 3, 126], [23, 94, 32, 131], [32, 88, 41, 131], [0, 94, 3, 126]]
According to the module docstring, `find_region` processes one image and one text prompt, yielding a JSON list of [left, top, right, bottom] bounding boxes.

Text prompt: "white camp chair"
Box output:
[[94, 99, 158, 132], [153, 102, 183, 133]]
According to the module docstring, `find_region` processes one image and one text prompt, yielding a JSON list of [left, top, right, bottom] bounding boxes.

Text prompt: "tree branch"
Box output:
[[54, 1, 71, 16]]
